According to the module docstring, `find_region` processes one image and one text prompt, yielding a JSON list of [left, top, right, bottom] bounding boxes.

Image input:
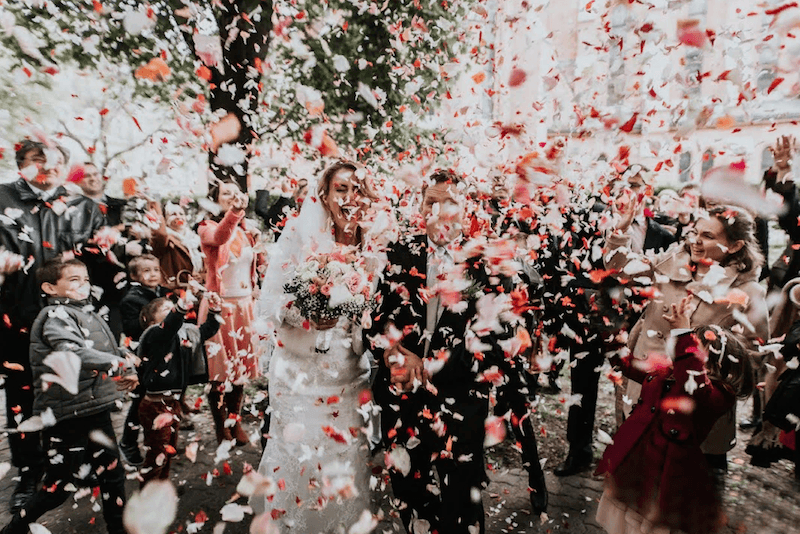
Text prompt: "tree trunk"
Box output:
[[206, 0, 272, 193]]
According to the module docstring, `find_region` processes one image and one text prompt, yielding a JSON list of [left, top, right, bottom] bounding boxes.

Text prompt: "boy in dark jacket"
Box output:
[[1, 257, 137, 534], [119, 254, 169, 342], [136, 294, 222, 485], [118, 253, 168, 465]]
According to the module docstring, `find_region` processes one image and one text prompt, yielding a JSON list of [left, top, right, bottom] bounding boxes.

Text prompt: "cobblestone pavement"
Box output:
[[0, 386, 797, 533]]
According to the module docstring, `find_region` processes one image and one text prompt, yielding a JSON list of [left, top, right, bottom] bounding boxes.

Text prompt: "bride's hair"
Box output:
[[317, 160, 378, 206]]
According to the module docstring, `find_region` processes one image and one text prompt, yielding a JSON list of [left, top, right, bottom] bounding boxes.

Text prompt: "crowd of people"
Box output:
[[0, 135, 799, 534]]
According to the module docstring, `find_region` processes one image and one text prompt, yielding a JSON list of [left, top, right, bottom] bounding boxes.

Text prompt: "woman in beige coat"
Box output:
[[605, 204, 769, 464]]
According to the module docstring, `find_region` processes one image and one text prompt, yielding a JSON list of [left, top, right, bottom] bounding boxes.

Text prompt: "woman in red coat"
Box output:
[[197, 180, 263, 445], [596, 297, 754, 534]]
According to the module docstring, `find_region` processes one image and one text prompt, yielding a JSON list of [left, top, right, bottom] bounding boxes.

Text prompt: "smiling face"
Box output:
[[687, 215, 742, 265], [42, 264, 91, 301], [216, 182, 241, 212], [165, 204, 187, 231], [323, 168, 367, 238], [422, 181, 465, 246], [133, 259, 162, 289], [20, 147, 65, 191], [78, 164, 105, 197]]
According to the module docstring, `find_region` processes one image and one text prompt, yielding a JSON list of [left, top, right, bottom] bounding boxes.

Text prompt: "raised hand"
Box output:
[[231, 192, 249, 213], [613, 189, 640, 232], [662, 294, 696, 329], [771, 135, 796, 171]]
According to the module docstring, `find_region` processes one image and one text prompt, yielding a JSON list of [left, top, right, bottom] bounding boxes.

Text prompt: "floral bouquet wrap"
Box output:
[[283, 247, 374, 327]]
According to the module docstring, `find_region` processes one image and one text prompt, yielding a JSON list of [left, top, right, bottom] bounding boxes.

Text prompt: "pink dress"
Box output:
[[198, 212, 259, 383]]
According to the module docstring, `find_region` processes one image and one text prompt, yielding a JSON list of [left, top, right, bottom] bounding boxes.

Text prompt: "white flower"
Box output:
[[50, 199, 67, 216], [123, 481, 178, 534]]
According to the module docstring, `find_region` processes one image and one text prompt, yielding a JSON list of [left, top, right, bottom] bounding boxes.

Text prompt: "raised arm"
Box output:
[[199, 209, 245, 248]]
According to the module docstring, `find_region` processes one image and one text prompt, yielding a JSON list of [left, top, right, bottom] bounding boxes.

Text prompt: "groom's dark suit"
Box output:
[[367, 234, 510, 534]]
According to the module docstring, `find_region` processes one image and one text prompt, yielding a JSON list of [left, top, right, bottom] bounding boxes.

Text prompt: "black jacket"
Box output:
[[254, 191, 297, 237], [137, 308, 220, 393], [119, 284, 169, 341], [367, 234, 512, 393], [0, 179, 105, 329]]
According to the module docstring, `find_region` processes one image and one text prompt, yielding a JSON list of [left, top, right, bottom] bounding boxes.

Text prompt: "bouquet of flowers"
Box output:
[[284, 247, 374, 326]]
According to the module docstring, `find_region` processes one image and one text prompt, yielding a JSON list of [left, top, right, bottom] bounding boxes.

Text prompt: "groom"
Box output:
[[368, 170, 509, 534]]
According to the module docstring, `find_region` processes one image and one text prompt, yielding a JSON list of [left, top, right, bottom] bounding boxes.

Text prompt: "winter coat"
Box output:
[[595, 332, 734, 534], [137, 308, 220, 393], [119, 284, 169, 341], [29, 297, 128, 422], [151, 221, 202, 290], [0, 179, 105, 329]]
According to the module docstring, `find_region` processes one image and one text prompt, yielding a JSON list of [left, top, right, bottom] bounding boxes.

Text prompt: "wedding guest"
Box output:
[[197, 180, 263, 445], [606, 203, 769, 477], [136, 293, 221, 485], [0, 257, 137, 534], [150, 200, 203, 290], [0, 139, 105, 513]]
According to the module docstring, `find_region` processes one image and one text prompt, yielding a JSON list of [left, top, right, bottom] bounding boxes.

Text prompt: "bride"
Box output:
[[250, 160, 386, 533]]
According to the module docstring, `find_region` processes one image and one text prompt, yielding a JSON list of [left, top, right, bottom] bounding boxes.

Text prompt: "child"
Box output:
[[0, 257, 137, 534], [136, 294, 222, 485], [119, 253, 168, 342], [595, 297, 754, 534], [118, 253, 168, 466]]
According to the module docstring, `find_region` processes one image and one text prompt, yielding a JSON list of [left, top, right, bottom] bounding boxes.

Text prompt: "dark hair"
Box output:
[[689, 206, 764, 273], [421, 169, 464, 199], [694, 326, 755, 398], [37, 257, 87, 286], [15, 140, 70, 170], [127, 254, 161, 280], [206, 179, 242, 222], [316, 160, 377, 204], [140, 297, 171, 328], [207, 179, 241, 203]]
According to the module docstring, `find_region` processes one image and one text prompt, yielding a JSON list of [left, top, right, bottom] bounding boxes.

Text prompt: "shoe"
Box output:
[[9, 466, 41, 514], [528, 472, 548, 515], [554, 454, 593, 477], [119, 441, 144, 467]]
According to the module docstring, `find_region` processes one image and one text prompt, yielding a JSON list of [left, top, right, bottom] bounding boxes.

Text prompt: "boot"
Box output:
[[226, 385, 251, 446], [208, 384, 233, 444], [8, 465, 42, 515]]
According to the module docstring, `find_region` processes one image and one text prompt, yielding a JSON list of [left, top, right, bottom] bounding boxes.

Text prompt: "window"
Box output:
[[679, 151, 692, 182], [701, 149, 715, 177]]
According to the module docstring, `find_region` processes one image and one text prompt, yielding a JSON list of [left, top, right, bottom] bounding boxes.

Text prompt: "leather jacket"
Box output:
[[0, 179, 105, 328]]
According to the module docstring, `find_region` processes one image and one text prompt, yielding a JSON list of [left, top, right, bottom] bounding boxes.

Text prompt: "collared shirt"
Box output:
[[424, 238, 455, 356], [26, 182, 60, 202]]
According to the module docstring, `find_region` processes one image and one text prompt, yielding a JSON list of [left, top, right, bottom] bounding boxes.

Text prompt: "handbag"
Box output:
[[763, 366, 800, 431]]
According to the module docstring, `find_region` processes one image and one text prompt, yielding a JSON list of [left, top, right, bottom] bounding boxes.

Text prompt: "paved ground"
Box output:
[[0, 375, 798, 533]]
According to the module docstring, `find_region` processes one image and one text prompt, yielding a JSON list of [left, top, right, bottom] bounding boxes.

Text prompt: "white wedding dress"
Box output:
[[250, 188, 379, 533]]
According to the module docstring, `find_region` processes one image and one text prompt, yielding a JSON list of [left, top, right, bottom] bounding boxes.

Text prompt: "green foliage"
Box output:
[[0, 0, 470, 181]]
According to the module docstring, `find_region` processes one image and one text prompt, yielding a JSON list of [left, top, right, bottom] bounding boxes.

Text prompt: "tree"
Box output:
[[1, 0, 469, 190]]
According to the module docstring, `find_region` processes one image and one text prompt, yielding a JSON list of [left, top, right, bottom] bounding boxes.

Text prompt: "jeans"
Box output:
[[3, 410, 127, 534]]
